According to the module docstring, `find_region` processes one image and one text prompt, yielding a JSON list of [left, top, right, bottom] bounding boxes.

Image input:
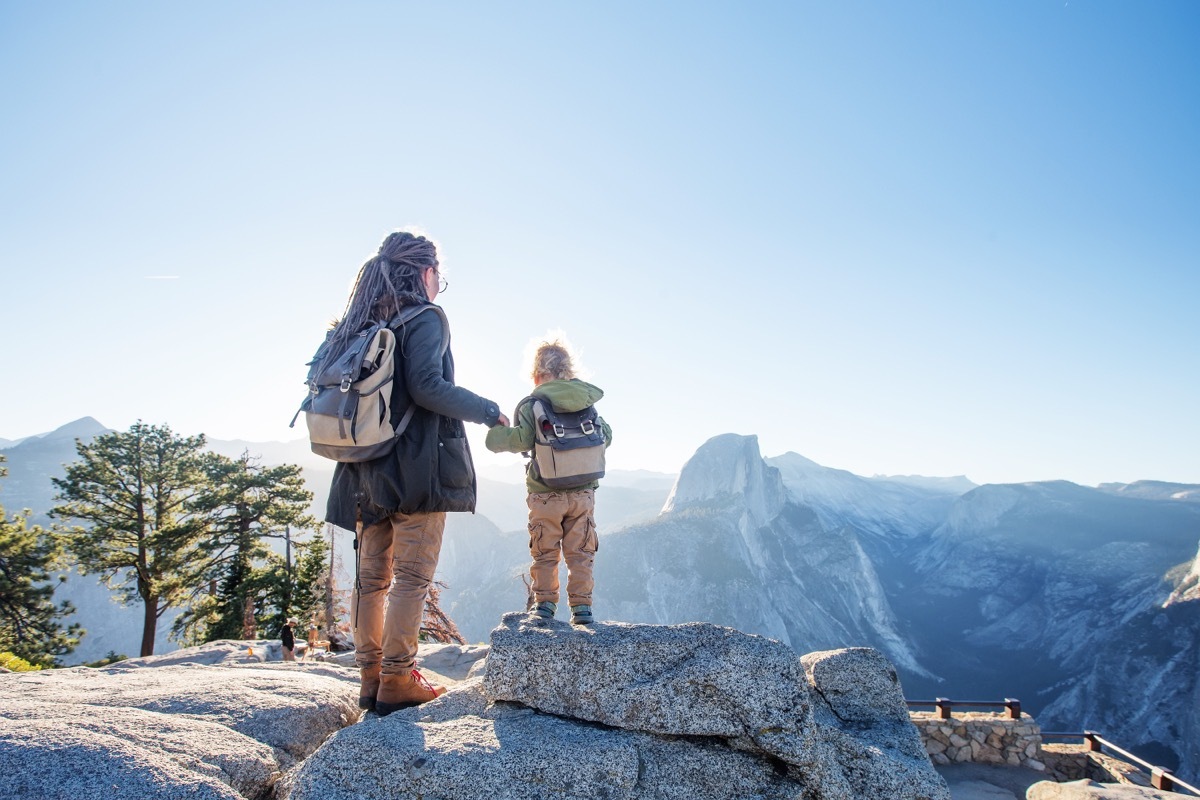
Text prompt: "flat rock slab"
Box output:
[[1027, 780, 1181, 799], [4, 662, 358, 763], [415, 641, 491, 681], [102, 639, 286, 668], [0, 701, 275, 800], [0, 660, 359, 799]]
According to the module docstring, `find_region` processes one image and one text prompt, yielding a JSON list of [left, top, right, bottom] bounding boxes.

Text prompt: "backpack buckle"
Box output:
[[552, 423, 566, 437], [580, 420, 595, 435]]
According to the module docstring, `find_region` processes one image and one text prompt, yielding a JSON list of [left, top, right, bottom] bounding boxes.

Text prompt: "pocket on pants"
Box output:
[[583, 517, 599, 555], [528, 522, 555, 558]]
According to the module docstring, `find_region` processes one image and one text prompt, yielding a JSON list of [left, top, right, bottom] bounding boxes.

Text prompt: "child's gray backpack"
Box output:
[[291, 305, 448, 462], [521, 397, 606, 488]]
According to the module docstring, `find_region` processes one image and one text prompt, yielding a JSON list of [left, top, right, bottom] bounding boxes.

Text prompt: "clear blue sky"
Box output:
[[2, 1, 1197, 487]]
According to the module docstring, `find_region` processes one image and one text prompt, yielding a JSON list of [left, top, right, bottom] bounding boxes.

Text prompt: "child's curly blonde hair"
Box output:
[[531, 340, 576, 382]]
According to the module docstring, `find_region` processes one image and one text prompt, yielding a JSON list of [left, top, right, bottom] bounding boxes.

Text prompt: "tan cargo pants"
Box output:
[[353, 511, 445, 675], [527, 489, 598, 607]]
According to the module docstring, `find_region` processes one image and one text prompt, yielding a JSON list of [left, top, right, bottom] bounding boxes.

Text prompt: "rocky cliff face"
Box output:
[[597, 467, 935, 677], [914, 481, 1194, 666], [663, 433, 787, 529], [765, 451, 968, 540]]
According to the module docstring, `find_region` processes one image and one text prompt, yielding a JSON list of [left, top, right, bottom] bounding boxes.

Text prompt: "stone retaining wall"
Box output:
[[910, 715, 1166, 789], [1040, 744, 1157, 788], [910, 711, 1044, 771]]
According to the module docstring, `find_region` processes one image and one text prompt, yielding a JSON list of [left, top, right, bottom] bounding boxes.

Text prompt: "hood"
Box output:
[[531, 379, 604, 413]]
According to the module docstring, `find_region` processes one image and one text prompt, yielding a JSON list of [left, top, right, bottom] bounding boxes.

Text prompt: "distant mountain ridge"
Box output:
[[1098, 479, 1200, 503], [0, 417, 110, 450]]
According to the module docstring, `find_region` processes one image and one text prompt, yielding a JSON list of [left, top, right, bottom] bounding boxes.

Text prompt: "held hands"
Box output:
[[496, 413, 511, 427]]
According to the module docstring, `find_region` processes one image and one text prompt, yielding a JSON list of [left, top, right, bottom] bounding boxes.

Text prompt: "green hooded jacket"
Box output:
[[485, 378, 613, 494]]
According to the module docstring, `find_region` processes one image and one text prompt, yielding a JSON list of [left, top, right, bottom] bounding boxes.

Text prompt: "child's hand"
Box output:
[[496, 413, 511, 427]]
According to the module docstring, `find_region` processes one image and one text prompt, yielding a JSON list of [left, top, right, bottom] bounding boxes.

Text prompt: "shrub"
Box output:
[[0, 651, 43, 671]]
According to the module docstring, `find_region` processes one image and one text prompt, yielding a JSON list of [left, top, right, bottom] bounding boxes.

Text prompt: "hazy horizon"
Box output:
[[10, 414, 1200, 491]]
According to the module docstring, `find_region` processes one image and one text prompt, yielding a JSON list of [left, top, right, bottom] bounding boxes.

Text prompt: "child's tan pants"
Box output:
[[527, 489, 598, 607]]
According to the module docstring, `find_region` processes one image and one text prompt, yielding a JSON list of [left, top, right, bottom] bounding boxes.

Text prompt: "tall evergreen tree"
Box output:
[[0, 457, 81, 665], [51, 422, 207, 657], [287, 531, 330, 631], [180, 452, 315, 644]]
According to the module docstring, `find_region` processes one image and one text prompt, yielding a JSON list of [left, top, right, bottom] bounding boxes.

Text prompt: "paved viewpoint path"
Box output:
[[939, 763, 1047, 800]]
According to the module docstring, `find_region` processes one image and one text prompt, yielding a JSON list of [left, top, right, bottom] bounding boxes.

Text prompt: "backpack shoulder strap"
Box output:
[[385, 304, 451, 437], [389, 304, 450, 357], [517, 395, 551, 424]]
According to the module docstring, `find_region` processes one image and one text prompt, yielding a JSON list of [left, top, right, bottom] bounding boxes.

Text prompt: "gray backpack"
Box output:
[[291, 305, 448, 462], [520, 396, 606, 488]]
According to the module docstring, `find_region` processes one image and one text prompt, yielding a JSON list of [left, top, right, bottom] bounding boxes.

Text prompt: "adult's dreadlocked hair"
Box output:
[[325, 231, 438, 355]]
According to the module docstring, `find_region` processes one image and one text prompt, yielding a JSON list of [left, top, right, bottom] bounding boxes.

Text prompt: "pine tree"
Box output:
[[0, 457, 81, 665], [51, 422, 207, 657], [179, 452, 315, 644], [288, 531, 330, 631]]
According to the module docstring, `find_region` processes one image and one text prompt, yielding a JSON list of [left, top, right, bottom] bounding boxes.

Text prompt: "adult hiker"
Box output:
[[280, 618, 297, 661], [323, 230, 508, 715]]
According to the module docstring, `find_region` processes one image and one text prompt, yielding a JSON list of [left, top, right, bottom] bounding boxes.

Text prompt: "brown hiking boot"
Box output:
[[375, 668, 447, 717], [359, 665, 381, 712]]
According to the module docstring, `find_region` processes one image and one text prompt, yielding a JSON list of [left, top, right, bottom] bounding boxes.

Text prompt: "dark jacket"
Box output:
[[281, 624, 295, 650], [325, 303, 500, 530]]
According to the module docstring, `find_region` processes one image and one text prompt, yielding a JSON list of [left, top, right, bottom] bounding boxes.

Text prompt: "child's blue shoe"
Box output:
[[570, 605, 594, 625], [531, 601, 557, 620]]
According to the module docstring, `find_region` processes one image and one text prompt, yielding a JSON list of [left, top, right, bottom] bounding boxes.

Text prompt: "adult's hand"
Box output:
[[495, 413, 511, 427]]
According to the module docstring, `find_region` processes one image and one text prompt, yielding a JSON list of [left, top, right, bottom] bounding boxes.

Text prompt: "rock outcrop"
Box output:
[[284, 613, 949, 800]]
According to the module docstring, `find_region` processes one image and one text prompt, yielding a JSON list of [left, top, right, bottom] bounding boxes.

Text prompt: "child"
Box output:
[[485, 339, 612, 625]]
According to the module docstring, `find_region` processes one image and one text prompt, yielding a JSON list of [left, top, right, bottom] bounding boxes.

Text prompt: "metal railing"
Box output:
[[905, 697, 1023, 720]]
